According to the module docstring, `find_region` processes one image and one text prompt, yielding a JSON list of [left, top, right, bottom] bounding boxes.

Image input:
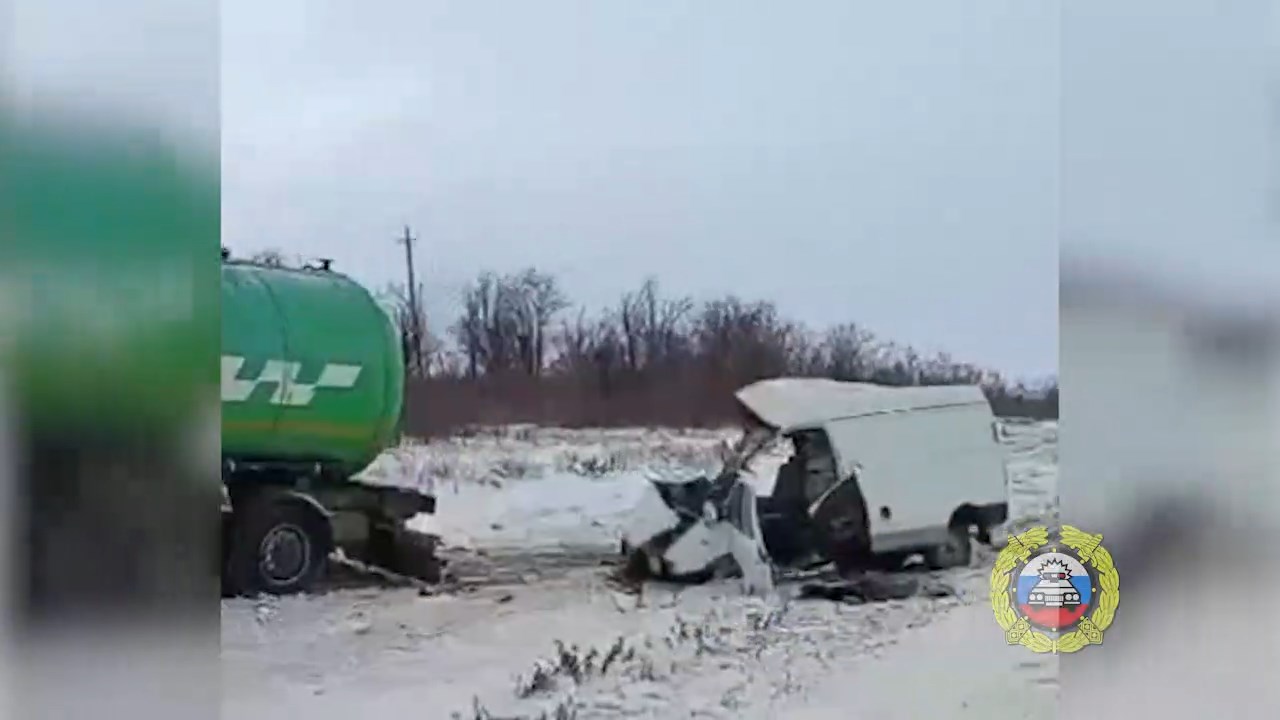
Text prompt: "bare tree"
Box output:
[[450, 269, 569, 377], [819, 323, 877, 381], [505, 268, 569, 376], [382, 283, 441, 377], [450, 272, 499, 378], [619, 277, 693, 372], [693, 296, 799, 381]]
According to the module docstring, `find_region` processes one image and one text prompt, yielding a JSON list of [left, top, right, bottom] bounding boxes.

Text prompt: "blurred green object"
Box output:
[[0, 117, 218, 433]]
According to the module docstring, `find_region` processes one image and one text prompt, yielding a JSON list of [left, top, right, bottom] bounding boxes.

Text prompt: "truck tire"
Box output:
[[225, 494, 332, 596]]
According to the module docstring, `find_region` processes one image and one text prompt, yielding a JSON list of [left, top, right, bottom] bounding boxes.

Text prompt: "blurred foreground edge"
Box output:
[[1060, 257, 1280, 718], [1, 108, 220, 719]]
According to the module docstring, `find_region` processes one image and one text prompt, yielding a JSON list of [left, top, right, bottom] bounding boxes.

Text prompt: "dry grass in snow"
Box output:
[[358, 425, 736, 494]]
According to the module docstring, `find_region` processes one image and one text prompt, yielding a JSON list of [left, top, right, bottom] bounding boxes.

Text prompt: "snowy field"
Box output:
[[222, 420, 1059, 719]]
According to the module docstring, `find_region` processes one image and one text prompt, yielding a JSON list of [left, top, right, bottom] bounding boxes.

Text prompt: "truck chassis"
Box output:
[[221, 459, 440, 596]]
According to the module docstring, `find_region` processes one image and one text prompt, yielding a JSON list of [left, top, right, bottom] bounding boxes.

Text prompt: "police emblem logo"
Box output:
[[991, 525, 1120, 654]]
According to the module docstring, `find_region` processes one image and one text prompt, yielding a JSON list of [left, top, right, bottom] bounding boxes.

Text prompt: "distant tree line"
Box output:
[[386, 267, 1058, 437]]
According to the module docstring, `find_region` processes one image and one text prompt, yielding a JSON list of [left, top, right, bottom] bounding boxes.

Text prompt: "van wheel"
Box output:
[[924, 526, 972, 570], [225, 494, 332, 596]]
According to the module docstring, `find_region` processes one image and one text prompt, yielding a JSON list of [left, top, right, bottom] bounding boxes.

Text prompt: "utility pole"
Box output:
[[397, 225, 420, 318], [397, 225, 423, 376]]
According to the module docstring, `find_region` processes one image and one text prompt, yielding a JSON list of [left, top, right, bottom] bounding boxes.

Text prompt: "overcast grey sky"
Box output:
[[222, 1, 1061, 379], [1062, 0, 1279, 308], [5, 1, 1274, 381]]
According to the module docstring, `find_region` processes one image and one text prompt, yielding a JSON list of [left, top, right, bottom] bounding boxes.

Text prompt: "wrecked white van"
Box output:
[[619, 378, 1010, 591]]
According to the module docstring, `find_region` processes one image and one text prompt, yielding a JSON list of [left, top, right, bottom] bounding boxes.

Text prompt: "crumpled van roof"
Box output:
[[733, 377, 990, 432]]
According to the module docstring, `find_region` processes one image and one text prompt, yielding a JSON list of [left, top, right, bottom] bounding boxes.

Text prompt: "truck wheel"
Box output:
[[924, 525, 973, 570], [226, 496, 331, 596]]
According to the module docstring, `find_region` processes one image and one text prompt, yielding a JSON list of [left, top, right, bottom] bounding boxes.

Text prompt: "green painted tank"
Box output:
[[221, 260, 404, 478]]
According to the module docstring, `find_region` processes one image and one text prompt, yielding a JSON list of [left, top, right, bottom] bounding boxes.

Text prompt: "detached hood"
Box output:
[[733, 378, 989, 433]]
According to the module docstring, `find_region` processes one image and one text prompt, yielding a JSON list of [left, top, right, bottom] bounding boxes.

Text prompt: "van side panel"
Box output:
[[822, 403, 1008, 553]]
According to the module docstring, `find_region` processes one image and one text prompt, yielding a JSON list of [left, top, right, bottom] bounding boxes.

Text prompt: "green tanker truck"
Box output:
[[221, 252, 438, 595]]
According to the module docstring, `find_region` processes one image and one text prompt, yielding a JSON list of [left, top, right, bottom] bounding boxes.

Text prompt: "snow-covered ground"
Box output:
[[222, 420, 1059, 719]]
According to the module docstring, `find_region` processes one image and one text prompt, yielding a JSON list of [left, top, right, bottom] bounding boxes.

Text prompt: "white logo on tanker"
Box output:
[[221, 355, 362, 406]]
